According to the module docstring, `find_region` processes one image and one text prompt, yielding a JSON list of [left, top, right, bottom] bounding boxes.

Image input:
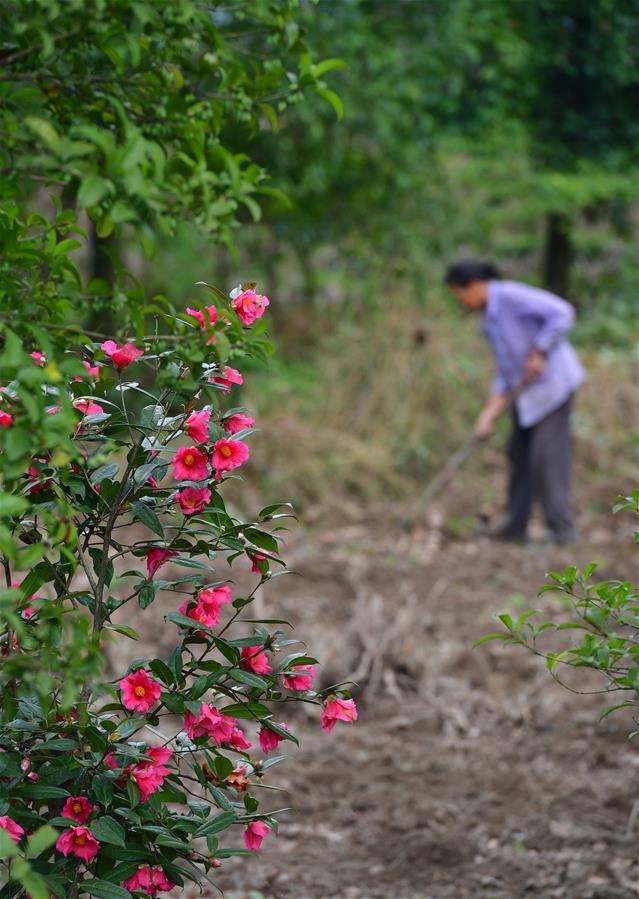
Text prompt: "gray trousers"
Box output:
[[504, 395, 575, 542]]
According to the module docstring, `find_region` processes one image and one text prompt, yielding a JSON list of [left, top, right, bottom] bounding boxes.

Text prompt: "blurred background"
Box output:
[[102, 0, 638, 518], [4, 1, 638, 895]]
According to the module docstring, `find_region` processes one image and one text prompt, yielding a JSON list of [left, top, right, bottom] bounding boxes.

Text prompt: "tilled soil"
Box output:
[[129, 482, 639, 899]]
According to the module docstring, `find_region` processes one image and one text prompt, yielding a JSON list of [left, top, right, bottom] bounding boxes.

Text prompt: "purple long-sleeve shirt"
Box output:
[[483, 280, 584, 427]]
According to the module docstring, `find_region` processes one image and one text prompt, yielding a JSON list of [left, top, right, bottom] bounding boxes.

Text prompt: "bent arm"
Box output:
[[513, 286, 576, 354]]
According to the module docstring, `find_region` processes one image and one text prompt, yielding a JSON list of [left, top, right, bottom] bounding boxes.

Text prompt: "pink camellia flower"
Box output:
[[10, 581, 39, 621], [119, 670, 161, 712], [228, 727, 252, 751], [321, 697, 358, 733], [26, 462, 53, 493], [0, 411, 13, 427], [259, 723, 290, 754], [146, 548, 177, 578], [175, 486, 211, 516], [123, 865, 175, 895], [185, 409, 211, 443], [101, 339, 143, 371], [129, 747, 172, 803], [198, 585, 232, 620], [177, 598, 216, 629], [186, 305, 217, 329], [250, 552, 276, 575], [281, 664, 316, 691], [183, 704, 236, 746], [73, 399, 104, 416], [209, 365, 243, 393], [61, 796, 95, 824], [30, 351, 46, 366], [243, 820, 272, 851], [0, 816, 24, 843], [172, 445, 210, 481], [74, 360, 100, 381], [55, 825, 100, 862], [232, 288, 270, 326], [179, 585, 231, 629], [211, 438, 249, 475], [222, 413, 255, 435], [240, 645, 272, 675]]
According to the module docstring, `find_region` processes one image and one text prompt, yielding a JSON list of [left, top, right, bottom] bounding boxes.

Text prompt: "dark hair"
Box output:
[[444, 259, 501, 287]]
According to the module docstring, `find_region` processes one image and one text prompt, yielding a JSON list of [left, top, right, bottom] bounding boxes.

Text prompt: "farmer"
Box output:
[[445, 259, 584, 544]]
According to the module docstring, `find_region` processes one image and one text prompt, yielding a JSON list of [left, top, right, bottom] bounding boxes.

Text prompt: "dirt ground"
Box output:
[[112, 469, 639, 899]]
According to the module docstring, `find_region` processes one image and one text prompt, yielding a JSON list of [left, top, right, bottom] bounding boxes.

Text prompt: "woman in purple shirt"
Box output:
[[445, 259, 584, 544]]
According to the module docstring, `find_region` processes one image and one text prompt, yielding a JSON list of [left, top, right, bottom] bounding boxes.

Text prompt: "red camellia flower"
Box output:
[[183, 704, 237, 745], [222, 412, 255, 435], [211, 438, 249, 475], [61, 796, 95, 824], [178, 584, 232, 628], [172, 445, 210, 481], [55, 825, 100, 862], [73, 399, 104, 416], [129, 746, 172, 803], [146, 548, 177, 578], [119, 670, 161, 712], [243, 820, 272, 851], [259, 723, 290, 754], [231, 288, 269, 326], [123, 865, 175, 895], [0, 411, 13, 427], [74, 360, 100, 381], [184, 409, 211, 443], [175, 486, 211, 516], [186, 305, 217, 328], [209, 365, 243, 393], [228, 727, 252, 751], [0, 816, 24, 843], [321, 697, 358, 733], [281, 663, 316, 691], [240, 645, 272, 675], [30, 351, 46, 366], [101, 339, 143, 370]]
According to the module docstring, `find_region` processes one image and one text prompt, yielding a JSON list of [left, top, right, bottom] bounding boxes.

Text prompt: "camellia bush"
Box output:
[[0, 284, 357, 898], [477, 491, 639, 729]]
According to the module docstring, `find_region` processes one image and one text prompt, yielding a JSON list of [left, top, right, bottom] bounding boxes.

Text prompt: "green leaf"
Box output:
[[92, 776, 114, 807], [83, 878, 133, 899], [0, 828, 19, 858], [193, 809, 237, 838], [317, 87, 344, 120], [131, 501, 164, 538], [15, 784, 70, 800], [231, 669, 270, 690], [105, 624, 139, 640], [220, 701, 270, 719], [137, 585, 156, 610], [78, 173, 110, 207], [91, 815, 126, 847], [113, 717, 146, 739], [243, 528, 279, 553], [473, 633, 509, 648], [0, 492, 28, 517], [11, 857, 49, 899], [90, 463, 119, 485], [25, 825, 58, 859], [149, 658, 175, 686]]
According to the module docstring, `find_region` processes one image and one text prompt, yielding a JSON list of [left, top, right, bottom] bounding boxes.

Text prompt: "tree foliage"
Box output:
[[0, 0, 335, 333]]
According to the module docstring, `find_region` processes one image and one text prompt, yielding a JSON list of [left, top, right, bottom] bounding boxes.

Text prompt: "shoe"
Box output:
[[476, 521, 526, 543]]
